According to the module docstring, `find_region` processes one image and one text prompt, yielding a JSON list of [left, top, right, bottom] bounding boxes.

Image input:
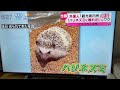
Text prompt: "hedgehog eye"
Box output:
[[47, 51, 51, 54], [39, 50, 42, 53]]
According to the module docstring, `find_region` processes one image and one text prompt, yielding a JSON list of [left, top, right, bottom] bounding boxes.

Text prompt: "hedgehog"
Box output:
[[35, 26, 72, 64]]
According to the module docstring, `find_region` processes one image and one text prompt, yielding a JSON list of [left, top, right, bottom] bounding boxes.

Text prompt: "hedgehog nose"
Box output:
[[41, 54, 47, 60]]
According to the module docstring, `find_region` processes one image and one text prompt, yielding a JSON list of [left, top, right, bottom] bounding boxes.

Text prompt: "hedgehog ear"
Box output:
[[36, 41, 39, 45]]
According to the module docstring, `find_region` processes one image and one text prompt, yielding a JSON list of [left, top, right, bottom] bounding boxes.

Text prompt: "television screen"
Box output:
[[0, 11, 116, 76]]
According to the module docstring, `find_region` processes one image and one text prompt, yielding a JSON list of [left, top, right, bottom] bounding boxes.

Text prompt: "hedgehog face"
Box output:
[[36, 45, 69, 61], [36, 43, 69, 62], [36, 40, 56, 61], [37, 46, 54, 61]]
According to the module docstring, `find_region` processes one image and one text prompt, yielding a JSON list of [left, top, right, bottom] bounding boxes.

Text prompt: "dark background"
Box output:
[[113, 11, 120, 58], [0, 49, 2, 71]]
